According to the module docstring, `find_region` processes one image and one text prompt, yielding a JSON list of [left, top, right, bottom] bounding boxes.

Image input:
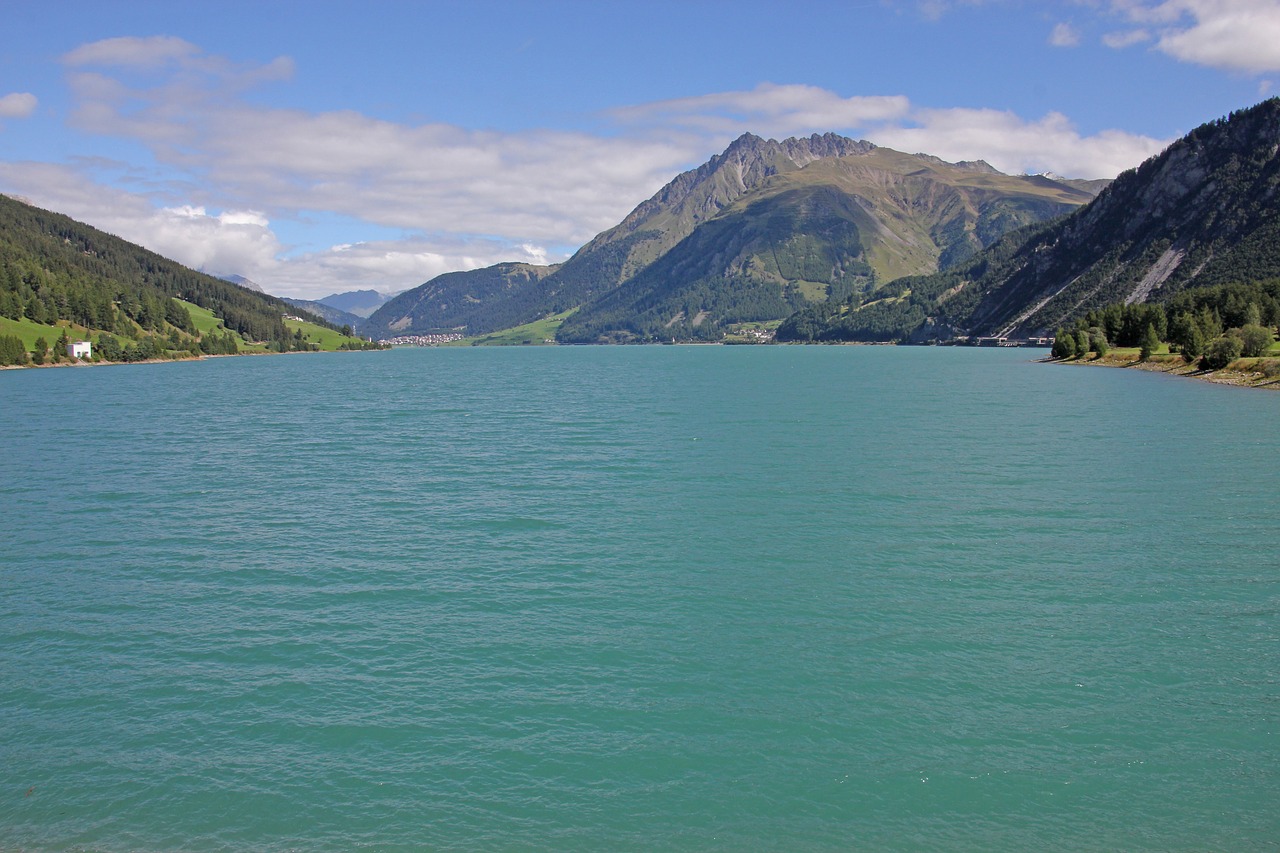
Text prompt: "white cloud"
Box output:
[[0, 92, 38, 119], [58, 40, 695, 247], [63, 35, 202, 68], [0, 159, 566, 298], [1109, 0, 1280, 73], [613, 83, 1164, 179], [870, 108, 1169, 178], [0, 160, 280, 275], [1103, 28, 1153, 48], [273, 238, 559, 298], [610, 84, 911, 138], [62, 35, 295, 86], [1050, 22, 1082, 47]]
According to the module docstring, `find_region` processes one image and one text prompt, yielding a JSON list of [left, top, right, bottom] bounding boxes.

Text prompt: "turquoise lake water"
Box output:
[[1, 346, 1277, 851]]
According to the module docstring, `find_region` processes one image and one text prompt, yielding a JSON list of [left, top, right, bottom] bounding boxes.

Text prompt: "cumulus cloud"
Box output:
[[272, 237, 561, 298], [0, 160, 284, 277], [0, 92, 38, 119], [1050, 22, 1082, 47], [58, 38, 694, 247], [869, 108, 1168, 178], [0, 159, 564, 298], [1108, 0, 1280, 73]]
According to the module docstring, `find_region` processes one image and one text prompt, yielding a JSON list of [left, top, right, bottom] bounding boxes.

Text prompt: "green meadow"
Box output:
[[284, 317, 375, 351], [0, 316, 84, 350]]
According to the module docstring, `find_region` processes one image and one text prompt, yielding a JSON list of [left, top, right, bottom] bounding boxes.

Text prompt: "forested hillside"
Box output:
[[0, 193, 355, 364], [365, 262, 559, 339]]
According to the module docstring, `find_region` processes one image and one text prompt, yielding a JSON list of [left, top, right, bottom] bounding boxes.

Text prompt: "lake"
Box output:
[[2, 346, 1277, 850]]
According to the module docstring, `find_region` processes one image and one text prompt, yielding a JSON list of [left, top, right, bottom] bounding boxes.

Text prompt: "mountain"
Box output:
[[558, 146, 1097, 342], [219, 273, 265, 293], [318, 289, 395, 318], [779, 98, 1280, 343], [284, 298, 364, 330], [366, 133, 1101, 342], [364, 263, 559, 338], [0, 193, 342, 357]]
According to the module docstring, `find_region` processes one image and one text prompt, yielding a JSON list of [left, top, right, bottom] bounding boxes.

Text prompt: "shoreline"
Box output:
[[8, 346, 1279, 391], [1046, 352, 1280, 390], [0, 348, 383, 371]]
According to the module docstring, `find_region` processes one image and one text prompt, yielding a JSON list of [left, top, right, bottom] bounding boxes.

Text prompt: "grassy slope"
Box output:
[[177, 299, 228, 336], [284, 317, 374, 351], [450, 311, 573, 346], [176, 299, 265, 352], [0, 316, 85, 350], [183, 299, 369, 352]]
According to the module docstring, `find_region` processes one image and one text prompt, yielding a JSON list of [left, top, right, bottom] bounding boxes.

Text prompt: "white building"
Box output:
[[68, 340, 92, 359]]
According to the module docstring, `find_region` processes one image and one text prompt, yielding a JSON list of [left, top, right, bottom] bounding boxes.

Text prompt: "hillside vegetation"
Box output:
[[0, 193, 378, 365], [1045, 279, 1280, 385]]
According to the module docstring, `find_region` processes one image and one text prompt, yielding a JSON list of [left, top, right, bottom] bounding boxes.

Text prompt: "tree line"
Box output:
[[1051, 278, 1280, 370]]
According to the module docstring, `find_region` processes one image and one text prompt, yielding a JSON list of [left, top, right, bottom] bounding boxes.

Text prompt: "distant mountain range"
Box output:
[[779, 98, 1280, 342], [317, 289, 396, 318], [215, 277, 389, 329], [363, 133, 1103, 342], [283, 298, 364, 331], [14, 99, 1279, 352]]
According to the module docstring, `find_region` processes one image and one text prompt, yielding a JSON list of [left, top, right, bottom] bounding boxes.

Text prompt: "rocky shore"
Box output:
[[1049, 351, 1280, 390]]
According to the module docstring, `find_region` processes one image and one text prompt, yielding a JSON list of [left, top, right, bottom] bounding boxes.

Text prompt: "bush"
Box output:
[[1051, 329, 1076, 359], [1237, 324, 1274, 358], [1260, 359, 1280, 379], [1201, 335, 1244, 370]]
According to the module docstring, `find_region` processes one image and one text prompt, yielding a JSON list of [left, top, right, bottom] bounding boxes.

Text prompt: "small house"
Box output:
[[69, 340, 92, 359]]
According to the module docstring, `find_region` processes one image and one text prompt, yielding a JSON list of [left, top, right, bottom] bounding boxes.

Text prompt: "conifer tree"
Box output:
[[1139, 324, 1160, 360]]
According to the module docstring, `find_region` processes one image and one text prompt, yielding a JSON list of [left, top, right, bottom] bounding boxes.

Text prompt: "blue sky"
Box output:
[[2, 0, 1279, 299]]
